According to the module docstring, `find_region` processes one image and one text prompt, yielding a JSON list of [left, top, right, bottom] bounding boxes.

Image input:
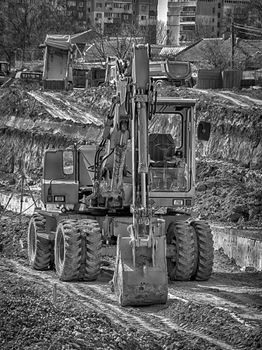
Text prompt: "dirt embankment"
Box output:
[[0, 83, 112, 177], [1, 83, 262, 227], [160, 86, 262, 169], [194, 159, 262, 226]]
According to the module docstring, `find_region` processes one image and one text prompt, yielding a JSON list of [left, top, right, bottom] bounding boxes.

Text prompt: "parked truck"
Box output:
[[106, 56, 194, 87], [150, 60, 194, 87], [42, 35, 73, 90]]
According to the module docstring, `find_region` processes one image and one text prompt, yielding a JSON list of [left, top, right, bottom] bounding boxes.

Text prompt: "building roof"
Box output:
[[160, 46, 189, 57], [172, 38, 262, 70], [44, 35, 72, 50], [157, 40, 202, 59], [71, 30, 97, 44]]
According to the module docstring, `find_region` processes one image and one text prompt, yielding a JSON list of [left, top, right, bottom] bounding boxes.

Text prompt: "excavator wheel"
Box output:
[[167, 220, 197, 281], [190, 220, 214, 281], [28, 213, 52, 270], [54, 219, 101, 281], [77, 219, 102, 281]]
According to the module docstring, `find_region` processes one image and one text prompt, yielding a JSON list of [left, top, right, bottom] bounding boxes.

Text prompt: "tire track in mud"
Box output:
[[28, 91, 103, 126], [193, 89, 250, 108], [220, 91, 262, 106], [6, 259, 239, 350]]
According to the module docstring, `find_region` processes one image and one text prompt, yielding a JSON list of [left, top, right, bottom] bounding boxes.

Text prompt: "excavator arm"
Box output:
[[110, 45, 168, 306]]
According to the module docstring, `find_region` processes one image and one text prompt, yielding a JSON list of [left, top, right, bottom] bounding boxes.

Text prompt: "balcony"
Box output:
[[180, 11, 195, 16]]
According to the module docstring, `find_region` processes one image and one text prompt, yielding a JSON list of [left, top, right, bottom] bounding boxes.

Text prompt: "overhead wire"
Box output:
[[234, 23, 262, 32], [234, 24, 262, 35], [234, 28, 262, 38]]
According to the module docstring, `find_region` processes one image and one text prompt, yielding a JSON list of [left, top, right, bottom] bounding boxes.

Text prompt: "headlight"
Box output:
[[54, 195, 65, 202], [173, 199, 184, 206]]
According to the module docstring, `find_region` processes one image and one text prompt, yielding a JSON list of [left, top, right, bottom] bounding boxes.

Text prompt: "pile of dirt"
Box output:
[[0, 86, 49, 121], [194, 159, 262, 226], [3, 80, 114, 121], [159, 86, 262, 169], [213, 247, 242, 273]]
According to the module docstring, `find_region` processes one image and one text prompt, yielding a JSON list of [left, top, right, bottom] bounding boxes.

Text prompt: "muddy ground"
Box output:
[[0, 211, 262, 350]]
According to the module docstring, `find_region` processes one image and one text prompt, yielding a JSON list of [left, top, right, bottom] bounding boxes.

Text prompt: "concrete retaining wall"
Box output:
[[0, 191, 41, 216], [211, 224, 262, 271]]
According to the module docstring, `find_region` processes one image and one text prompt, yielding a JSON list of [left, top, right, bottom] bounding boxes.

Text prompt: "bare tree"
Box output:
[[156, 21, 167, 45], [0, 0, 78, 62], [87, 24, 146, 62], [248, 0, 262, 16], [199, 39, 246, 70]]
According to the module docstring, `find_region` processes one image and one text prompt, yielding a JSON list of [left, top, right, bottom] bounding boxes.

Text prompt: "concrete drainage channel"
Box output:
[[1, 190, 262, 271], [211, 225, 262, 271]]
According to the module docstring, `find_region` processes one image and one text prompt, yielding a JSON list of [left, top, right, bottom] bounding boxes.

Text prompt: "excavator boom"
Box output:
[[112, 45, 168, 306]]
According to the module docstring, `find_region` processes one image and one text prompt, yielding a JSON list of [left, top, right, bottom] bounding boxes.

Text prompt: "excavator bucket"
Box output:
[[113, 222, 168, 306]]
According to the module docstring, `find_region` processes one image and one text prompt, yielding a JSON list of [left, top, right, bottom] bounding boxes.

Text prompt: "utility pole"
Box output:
[[231, 15, 235, 69]]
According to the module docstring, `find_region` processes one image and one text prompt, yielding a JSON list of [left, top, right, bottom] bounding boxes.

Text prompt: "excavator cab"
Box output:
[[148, 98, 196, 208]]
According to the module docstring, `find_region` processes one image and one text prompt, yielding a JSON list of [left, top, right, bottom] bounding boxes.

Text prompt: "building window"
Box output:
[[67, 1, 76, 6], [96, 2, 102, 9], [181, 17, 195, 22], [181, 25, 195, 31], [114, 3, 124, 8], [141, 15, 147, 20]]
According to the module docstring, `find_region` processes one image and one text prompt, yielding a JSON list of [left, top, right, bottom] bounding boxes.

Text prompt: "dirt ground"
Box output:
[[194, 159, 262, 226], [0, 211, 262, 350]]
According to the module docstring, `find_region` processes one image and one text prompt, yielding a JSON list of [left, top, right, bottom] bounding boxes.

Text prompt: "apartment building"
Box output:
[[0, 0, 158, 42], [89, 0, 158, 43], [90, 0, 133, 35], [196, 0, 250, 38], [133, 0, 158, 44], [167, 0, 197, 45], [66, 0, 89, 27]]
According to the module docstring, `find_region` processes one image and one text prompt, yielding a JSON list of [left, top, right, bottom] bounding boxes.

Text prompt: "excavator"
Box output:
[[27, 45, 214, 306]]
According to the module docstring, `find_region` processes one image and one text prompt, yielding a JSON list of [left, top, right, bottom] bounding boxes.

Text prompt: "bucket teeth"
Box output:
[[113, 236, 168, 306]]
